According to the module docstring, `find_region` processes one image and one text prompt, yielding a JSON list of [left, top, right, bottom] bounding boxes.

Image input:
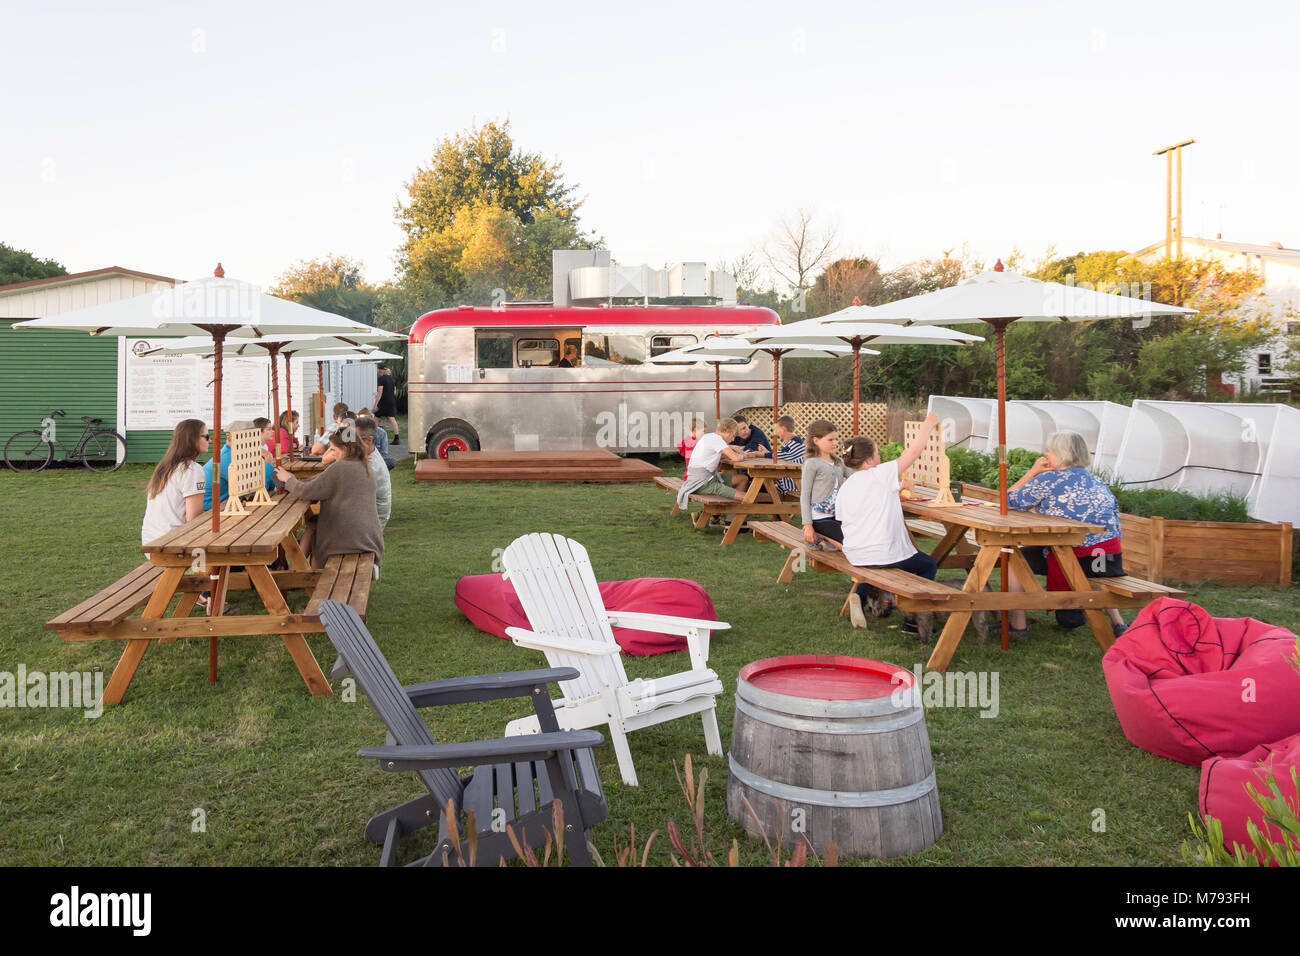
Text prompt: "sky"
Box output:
[[3, 0, 1297, 290]]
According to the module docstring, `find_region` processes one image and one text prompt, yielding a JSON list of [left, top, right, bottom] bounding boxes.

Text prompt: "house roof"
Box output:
[[0, 266, 177, 295], [1131, 237, 1300, 266]]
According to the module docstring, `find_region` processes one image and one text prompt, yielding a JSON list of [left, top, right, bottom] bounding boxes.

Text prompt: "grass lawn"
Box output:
[[1, 456, 1296, 866]]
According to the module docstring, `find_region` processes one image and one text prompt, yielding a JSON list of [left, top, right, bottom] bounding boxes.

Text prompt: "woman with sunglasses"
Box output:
[[141, 418, 210, 546]]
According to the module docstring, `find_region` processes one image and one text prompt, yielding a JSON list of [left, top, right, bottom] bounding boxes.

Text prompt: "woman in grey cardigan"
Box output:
[[275, 430, 384, 570], [800, 419, 853, 549]]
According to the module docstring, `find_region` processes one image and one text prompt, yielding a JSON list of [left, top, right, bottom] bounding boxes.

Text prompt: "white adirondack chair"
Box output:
[[501, 532, 728, 787]]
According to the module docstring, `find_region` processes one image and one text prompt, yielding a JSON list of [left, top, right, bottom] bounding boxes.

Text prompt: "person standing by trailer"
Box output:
[[374, 366, 399, 443]]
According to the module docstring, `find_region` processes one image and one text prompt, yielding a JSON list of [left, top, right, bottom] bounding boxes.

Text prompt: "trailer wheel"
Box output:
[[427, 424, 479, 459]]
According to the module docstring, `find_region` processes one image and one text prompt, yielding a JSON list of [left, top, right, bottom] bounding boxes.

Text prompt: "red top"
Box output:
[[409, 304, 781, 344], [677, 435, 698, 461], [739, 655, 912, 700]]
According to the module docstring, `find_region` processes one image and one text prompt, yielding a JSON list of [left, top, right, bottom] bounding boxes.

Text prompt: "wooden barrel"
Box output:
[[726, 654, 942, 859]]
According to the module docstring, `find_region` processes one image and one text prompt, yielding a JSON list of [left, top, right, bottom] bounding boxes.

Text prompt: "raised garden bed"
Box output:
[[956, 482, 1293, 588]]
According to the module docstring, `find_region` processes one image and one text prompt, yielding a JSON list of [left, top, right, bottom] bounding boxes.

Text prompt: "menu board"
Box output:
[[124, 339, 280, 430]]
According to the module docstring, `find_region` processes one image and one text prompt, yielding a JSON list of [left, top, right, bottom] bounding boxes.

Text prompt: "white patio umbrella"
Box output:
[[823, 261, 1196, 646], [743, 316, 984, 435], [144, 330, 403, 464], [12, 265, 378, 531], [651, 336, 868, 460]]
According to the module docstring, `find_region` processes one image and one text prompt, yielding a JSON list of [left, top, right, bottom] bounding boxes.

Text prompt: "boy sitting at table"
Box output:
[[773, 415, 805, 497], [202, 420, 276, 511], [729, 414, 772, 493], [676, 418, 745, 512]]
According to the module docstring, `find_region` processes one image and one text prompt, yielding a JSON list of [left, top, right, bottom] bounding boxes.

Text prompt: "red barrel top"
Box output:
[[738, 655, 912, 701]]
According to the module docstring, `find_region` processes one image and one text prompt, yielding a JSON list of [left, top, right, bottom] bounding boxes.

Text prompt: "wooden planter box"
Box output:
[[956, 483, 1293, 587]]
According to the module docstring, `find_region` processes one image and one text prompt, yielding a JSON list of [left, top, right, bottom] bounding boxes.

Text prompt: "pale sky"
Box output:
[[3, 0, 1297, 290]]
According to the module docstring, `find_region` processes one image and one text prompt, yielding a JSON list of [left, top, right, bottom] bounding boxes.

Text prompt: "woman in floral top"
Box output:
[[1006, 430, 1128, 637]]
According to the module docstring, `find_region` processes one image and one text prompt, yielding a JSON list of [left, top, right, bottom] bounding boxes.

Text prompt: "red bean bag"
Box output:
[[454, 573, 717, 656], [1101, 598, 1300, 765], [1199, 732, 1300, 865]]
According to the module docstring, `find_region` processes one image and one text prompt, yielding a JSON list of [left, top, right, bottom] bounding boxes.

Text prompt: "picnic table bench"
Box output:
[[46, 495, 377, 705]]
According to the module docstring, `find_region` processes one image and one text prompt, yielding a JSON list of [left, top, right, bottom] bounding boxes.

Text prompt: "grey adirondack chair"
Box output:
[[318, 600, 609, 867]]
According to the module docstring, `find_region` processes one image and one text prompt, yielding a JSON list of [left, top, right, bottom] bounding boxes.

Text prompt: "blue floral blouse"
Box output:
[[1006, 467, 1121, 547]]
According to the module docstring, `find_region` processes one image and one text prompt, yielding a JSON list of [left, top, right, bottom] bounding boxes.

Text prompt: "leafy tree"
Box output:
[[270, 255, 368, 297], [395, 121, 598, 302], [0, 243, 67, 287]]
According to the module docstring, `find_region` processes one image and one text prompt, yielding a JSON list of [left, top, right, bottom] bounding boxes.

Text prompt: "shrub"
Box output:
[[879, 442, 904, 462], [1109, 486, 1252, 523]]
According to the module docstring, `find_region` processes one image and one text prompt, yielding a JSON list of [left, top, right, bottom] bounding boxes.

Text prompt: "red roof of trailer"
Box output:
[[408, 304, 781, 344]]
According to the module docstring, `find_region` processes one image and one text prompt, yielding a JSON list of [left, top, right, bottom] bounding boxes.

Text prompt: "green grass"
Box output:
[[1, 460, 1296, 866]]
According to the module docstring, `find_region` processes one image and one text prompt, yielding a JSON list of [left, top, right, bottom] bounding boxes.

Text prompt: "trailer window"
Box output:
[[650, 334, 697, 363], [583, 333, 647, 366], [476, 332, 514, 369], [517, 338, 559, 367]]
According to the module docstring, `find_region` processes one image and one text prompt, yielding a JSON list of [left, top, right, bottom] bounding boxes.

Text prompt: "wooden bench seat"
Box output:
[[48, 563, 179, 635], [1093, 575, 1187, 600], [304, 553, 376, 620]]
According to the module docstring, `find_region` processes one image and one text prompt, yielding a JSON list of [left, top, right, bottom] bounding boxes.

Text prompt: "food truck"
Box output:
[[407, 304, 781, 457]]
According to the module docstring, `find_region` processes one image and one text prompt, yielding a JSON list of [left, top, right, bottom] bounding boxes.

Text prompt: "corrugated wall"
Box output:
[[0, 319, 124, 461]]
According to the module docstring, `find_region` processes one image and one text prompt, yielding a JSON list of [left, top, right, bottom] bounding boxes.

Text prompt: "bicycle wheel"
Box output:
[[4, 431, 54, 472], [80, 430, 128, 473]]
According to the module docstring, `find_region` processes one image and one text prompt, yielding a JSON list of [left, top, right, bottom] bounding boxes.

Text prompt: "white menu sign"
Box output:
[[125, 339, 277, 430]]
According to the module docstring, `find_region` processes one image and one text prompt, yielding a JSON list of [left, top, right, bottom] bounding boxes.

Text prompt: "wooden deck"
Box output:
[[415, 449, 664, 483]]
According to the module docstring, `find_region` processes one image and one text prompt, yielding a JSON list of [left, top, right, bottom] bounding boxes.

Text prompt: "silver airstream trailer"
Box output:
[[407, 304, 781, 458]]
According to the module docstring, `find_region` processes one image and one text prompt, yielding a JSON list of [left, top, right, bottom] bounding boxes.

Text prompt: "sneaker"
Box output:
[[1111, 622, 1127, 638], [848, 592, 868, 629], [1009, 627, 1031, 641]]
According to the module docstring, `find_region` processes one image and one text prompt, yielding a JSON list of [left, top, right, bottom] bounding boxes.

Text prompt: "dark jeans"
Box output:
[[855, 551, 938, 603], [1019, 545, 1124, 628], [811, 518, 843, 542]]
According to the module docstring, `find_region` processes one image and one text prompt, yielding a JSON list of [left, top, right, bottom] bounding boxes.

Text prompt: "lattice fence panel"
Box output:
[[731, 402, 887, 447]]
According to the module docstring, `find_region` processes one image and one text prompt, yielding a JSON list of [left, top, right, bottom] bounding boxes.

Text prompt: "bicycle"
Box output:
[[4, 410, 128, 473]]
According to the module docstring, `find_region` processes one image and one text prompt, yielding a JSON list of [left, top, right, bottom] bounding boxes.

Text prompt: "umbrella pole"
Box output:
[[317, 361, 325, 444], [852, 343, 861, 436], [996, 320, 1010, 650], [771, 353, 780, 461], [269, 344, 282, 468], [209, 328, 230, 686], [715, 363, 720, 421], [283, 351, 294, 464]]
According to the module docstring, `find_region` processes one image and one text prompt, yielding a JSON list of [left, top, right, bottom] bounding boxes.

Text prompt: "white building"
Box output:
[[1130, 237, 1299, 393]]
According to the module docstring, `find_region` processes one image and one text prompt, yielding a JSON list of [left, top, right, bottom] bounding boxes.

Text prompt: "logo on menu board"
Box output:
[[132, 341, 153, 357]]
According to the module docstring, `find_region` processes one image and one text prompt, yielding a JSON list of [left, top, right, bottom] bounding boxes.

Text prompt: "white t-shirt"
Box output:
[[837, 463, 916, 566], [141, 460, 206, 546], [686, 433, 730, 475]]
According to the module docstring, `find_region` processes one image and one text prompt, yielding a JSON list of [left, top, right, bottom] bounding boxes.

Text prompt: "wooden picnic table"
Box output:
[[899, 488, 1118, 671], [55, 496, 332, 705], [710, 459, 801, 545]]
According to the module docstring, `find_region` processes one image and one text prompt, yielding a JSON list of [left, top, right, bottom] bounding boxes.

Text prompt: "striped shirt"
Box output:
[[776, 437, 806, 495]]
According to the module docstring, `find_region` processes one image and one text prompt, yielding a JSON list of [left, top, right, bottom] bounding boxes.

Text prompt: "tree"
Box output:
[[270, 255, 369, 298], [762, 209, 838, 295], [395, 121, 598, 302], [0, 243, 67, 287]]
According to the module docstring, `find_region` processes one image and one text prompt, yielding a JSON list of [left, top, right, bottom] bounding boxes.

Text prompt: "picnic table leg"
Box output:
[[721, 479, 764, 546], [159, 590, 201, 644], [927, 546, 1000, 673], [101, 565, 186, 706], [929, 522, 969, 566], [208, 567, 231, 684], [693, 507, 711, 530], [246, 565, 331, 696], [282, 532, 311, 572], [777, 547, 805, 584], [1050, 546, 1116, 650]]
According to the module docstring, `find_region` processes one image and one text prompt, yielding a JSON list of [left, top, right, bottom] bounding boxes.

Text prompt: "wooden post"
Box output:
[[714, 363, 720, 420], [1149, 516, 1165, 585], [851, 342, 861, 436], [211, 329, 227, 533], [994, 316, 1010, 649], [771, 351, 781, 461], [1165, 149, 1172, 257], [1176, 145, 1183, 258], [1279, 522, 1293, 587]]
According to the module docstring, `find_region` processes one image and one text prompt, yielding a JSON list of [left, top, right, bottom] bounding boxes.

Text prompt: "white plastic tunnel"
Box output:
[[927, 396, 994, 450], [1111, 401, 1300, 524]]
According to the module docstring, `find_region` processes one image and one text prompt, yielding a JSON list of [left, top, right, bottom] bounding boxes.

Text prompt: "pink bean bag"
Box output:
[[1101, 598, 1300, 765], [454, 573, 717, 656], [1199, 732, 1300, 864]]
